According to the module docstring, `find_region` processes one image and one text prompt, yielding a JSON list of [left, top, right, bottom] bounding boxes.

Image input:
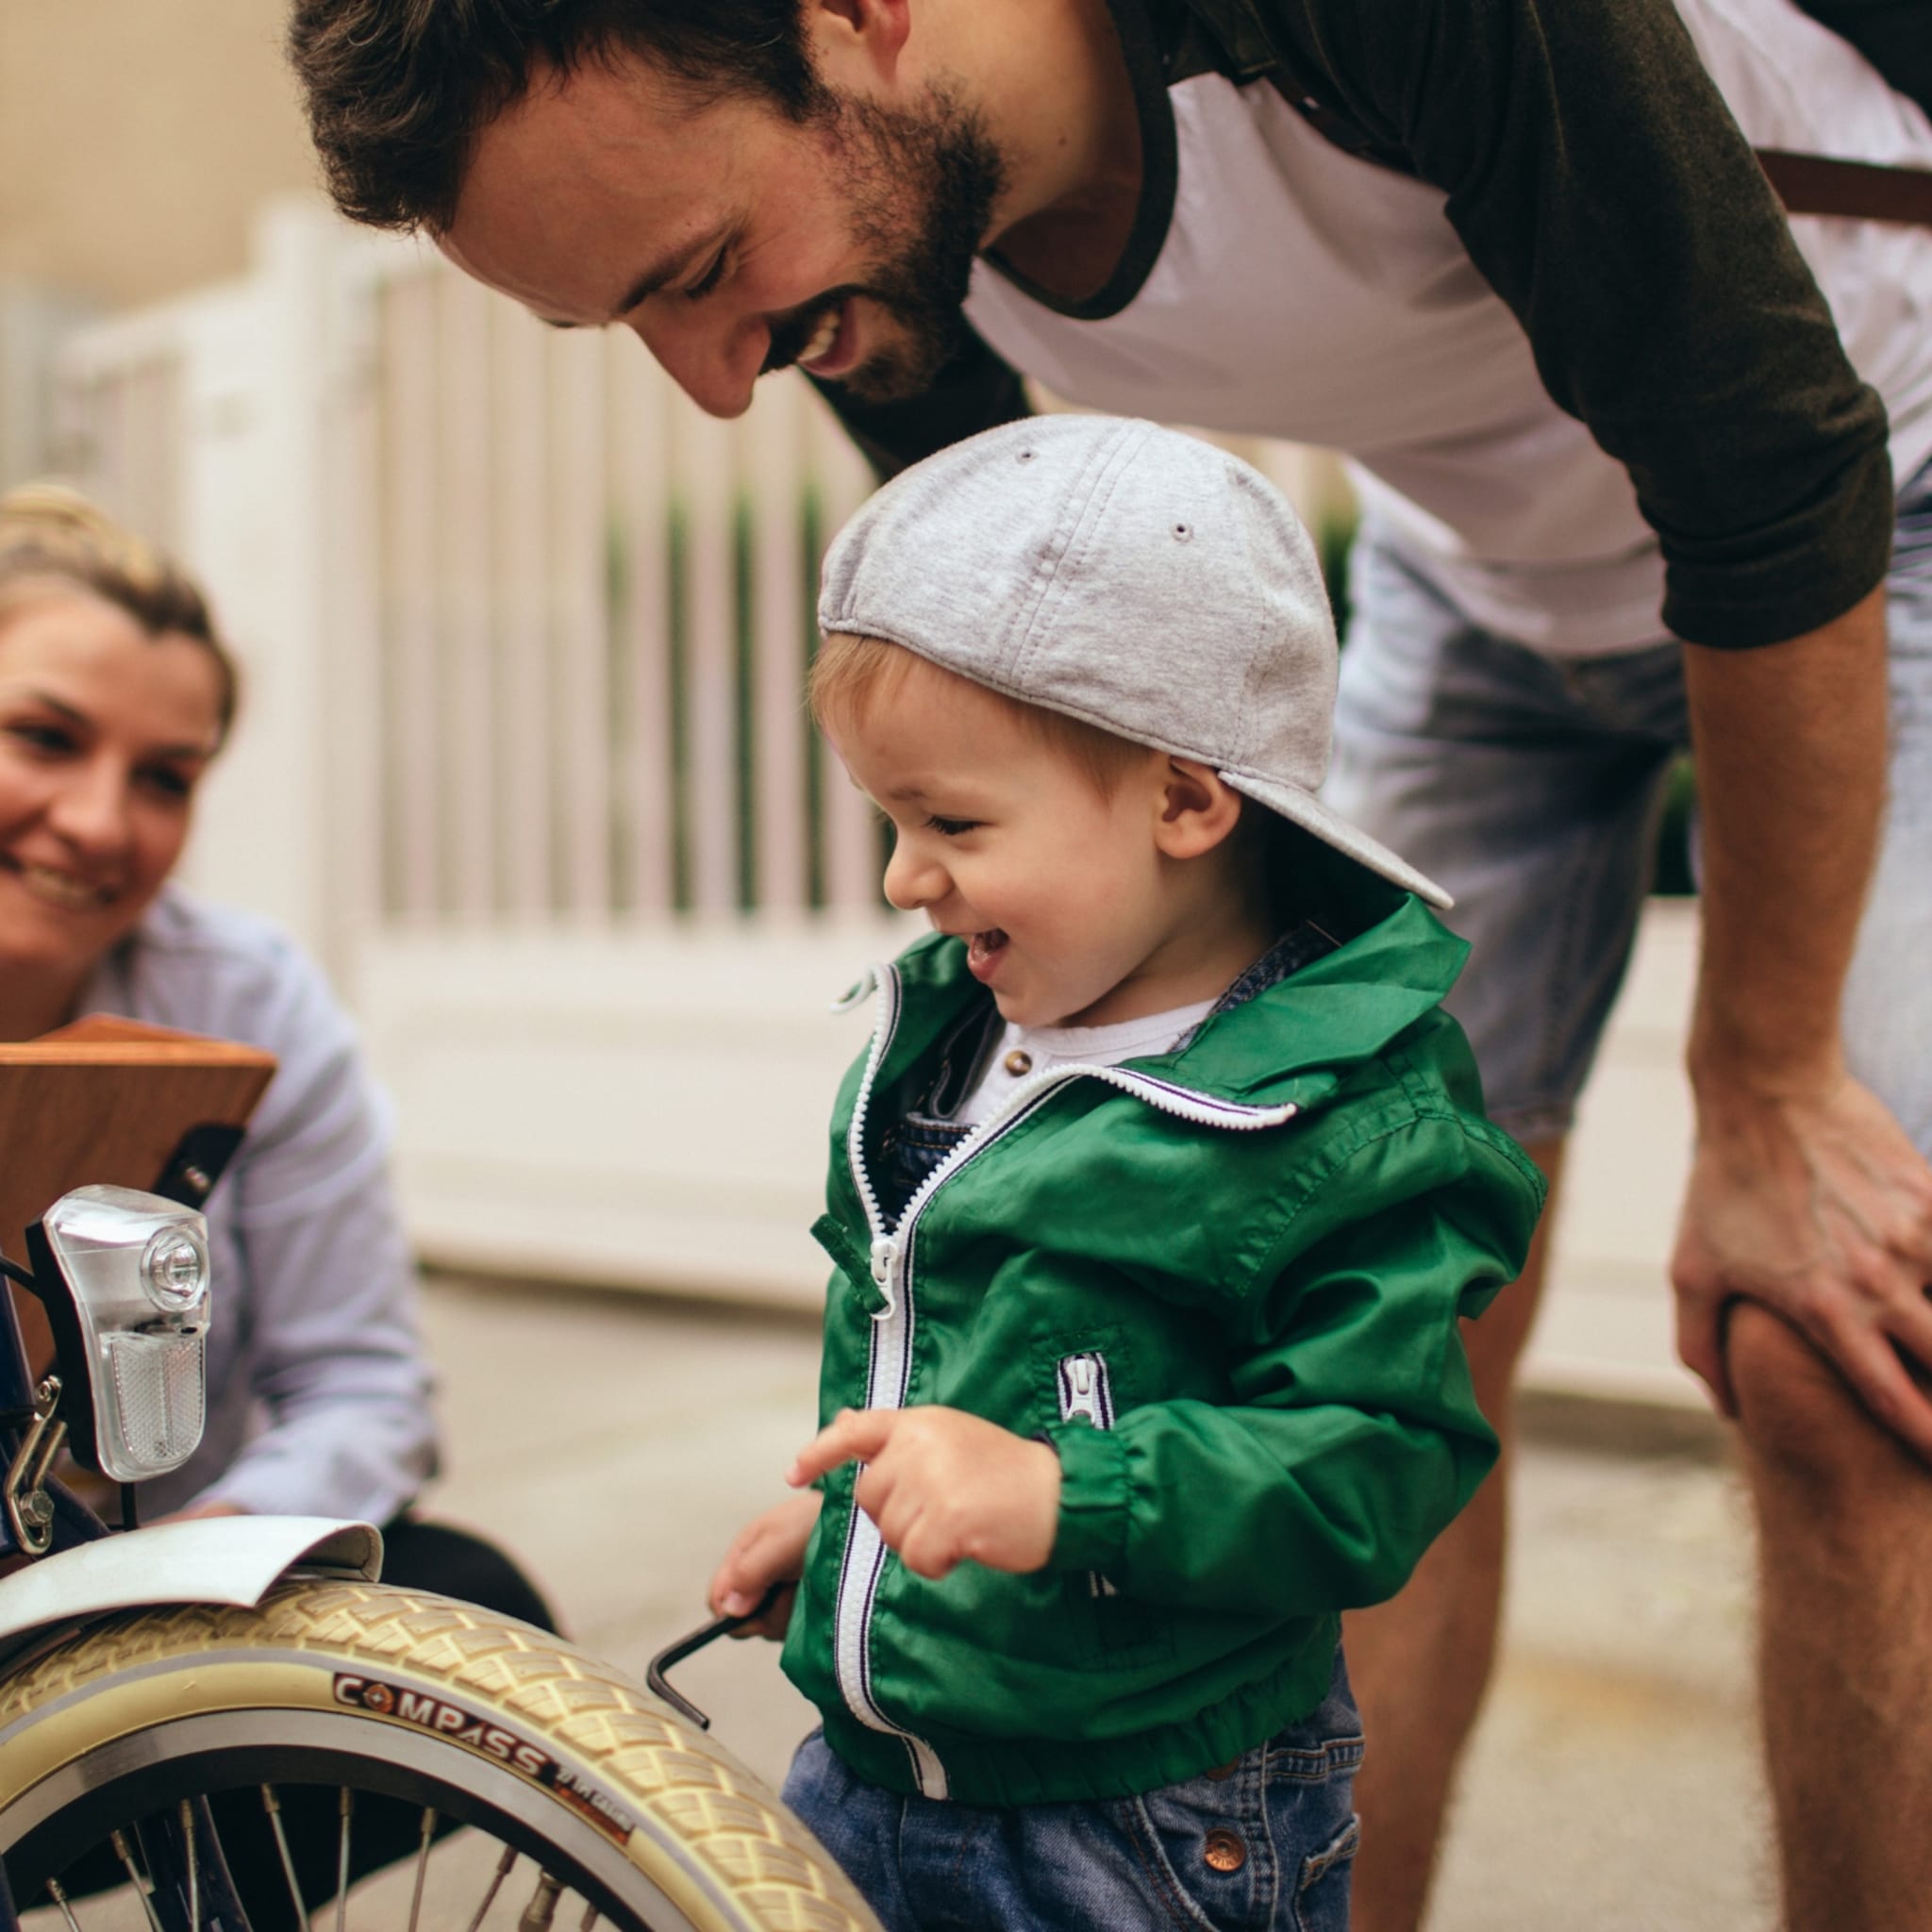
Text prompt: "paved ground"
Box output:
[[418, 1272, 1774, 1931]]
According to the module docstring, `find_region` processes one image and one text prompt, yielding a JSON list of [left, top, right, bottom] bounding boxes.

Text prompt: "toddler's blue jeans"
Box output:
[[782, 1649, 1361, 1932]]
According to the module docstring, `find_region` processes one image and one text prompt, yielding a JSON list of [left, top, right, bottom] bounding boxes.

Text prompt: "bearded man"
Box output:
[[289, 3, 1932, 1924]]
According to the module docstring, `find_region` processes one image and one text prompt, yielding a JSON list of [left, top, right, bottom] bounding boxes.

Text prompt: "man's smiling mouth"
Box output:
[[801, 308, 840, 364], [764, 291, 866, 381]]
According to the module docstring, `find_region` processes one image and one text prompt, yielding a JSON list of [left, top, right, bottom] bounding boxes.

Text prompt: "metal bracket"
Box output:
[[151, 1122, 245, 1210], [5, 1376, 67, 1558]]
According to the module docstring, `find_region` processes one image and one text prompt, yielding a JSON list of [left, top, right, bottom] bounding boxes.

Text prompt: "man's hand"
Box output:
[[1673, 1071, 1932, 1455], [1674, 586, 1932, 1449], [707, 1491, 822, 1638], [787, 1407, 1060, 1580]]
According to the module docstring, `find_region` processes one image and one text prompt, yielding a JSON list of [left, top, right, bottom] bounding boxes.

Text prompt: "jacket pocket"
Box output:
[[1057, 1352, 1119, 1599], [1055, 1350, 1174, 1669]]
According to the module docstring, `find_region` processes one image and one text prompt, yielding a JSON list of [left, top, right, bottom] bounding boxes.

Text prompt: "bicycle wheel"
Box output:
[[0, 1578, 879, 1932]]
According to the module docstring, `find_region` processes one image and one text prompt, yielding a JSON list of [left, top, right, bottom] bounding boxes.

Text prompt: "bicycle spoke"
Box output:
[[110, 1830, 166, 1932], [332, 1792, 352, 1932], [176, 1802, 199, 1932], [42, 1875, 83, 1932], [515, 1873, 560, 1932], [460, 1849, 516, 1932], [258, 1788, 310, 1932], [403, 1810, 436, 1932], [576, 1905, 597, 1932]]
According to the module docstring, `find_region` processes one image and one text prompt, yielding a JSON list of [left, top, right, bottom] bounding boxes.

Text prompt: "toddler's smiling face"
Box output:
[[823, 645, 1270, 1030]]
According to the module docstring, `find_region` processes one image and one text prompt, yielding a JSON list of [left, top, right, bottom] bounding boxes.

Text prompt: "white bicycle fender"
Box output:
[[0, 1515, 382, 1651]]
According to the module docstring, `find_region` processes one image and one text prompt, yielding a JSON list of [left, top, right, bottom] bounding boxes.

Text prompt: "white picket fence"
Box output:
[[47, 197, 1707, 1405], [54, 203, 895, 941]]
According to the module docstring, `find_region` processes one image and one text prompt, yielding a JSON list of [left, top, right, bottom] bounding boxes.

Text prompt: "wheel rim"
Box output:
[[3, 1709, 697, 1932]]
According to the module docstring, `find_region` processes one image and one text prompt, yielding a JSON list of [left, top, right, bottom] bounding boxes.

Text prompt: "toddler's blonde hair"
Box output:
[[810, 631, 1151, 796]]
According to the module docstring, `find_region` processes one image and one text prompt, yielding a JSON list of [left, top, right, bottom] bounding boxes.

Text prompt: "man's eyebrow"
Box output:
[[611, 231, 724, 318], [529, 230, 725, 331]]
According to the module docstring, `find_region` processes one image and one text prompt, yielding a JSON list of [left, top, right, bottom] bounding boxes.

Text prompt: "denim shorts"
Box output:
[[781, 1649, 1362, 1932], [1327, 462, 1932, 1151]]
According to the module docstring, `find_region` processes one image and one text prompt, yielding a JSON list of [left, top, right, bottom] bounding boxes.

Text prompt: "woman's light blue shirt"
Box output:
[[78, 883, 438, 1522]]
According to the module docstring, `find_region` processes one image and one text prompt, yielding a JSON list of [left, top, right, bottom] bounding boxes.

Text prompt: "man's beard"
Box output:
[[763, 83, 1006, 404]]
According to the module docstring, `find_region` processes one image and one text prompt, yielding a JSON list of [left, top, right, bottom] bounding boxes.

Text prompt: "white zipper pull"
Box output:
[[1057, 1352, 1112, 1427], [869, 1235, 901, 1321], [831, 965, 881, 1014], [1055, 1353, 1120, 1596]]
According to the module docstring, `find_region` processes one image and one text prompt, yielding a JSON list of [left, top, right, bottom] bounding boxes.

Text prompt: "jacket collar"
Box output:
[[864, 891, 1467, 1112]]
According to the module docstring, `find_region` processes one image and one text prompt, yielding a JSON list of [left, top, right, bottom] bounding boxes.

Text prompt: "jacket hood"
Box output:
[[1158, 894, 1469, 1102]]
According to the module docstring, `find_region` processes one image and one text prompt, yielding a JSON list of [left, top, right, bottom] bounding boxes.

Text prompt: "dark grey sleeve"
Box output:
[[1255, 0, 1894, 645], [1790, 0, 1931, 114]]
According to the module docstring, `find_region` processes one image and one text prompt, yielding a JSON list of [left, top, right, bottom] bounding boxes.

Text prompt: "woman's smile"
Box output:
[[0, 852, 120, 911], [0, 591, 224, 1034]]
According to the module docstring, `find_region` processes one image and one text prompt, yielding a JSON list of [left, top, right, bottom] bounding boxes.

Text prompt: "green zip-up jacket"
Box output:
[[781, 896, 1545, 1807]]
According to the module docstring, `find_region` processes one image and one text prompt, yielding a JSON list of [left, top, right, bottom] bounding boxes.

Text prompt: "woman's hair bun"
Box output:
[[0, 481, 239, 736]]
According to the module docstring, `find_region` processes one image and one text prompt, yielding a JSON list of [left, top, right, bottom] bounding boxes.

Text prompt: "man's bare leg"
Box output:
[[1345, 1140, 1565, 1932], [1727, 1302, 1932, 1930]]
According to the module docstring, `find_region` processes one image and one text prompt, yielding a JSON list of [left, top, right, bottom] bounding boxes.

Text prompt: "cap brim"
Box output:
[[1221, 773, 1455, 910]]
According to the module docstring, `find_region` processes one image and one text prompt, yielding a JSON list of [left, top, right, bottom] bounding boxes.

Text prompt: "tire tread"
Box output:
[[0, 1581, 876, 1932]]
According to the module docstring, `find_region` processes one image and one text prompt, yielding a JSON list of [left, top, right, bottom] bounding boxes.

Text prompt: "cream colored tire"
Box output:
[[0, 1578, 879, 1932]]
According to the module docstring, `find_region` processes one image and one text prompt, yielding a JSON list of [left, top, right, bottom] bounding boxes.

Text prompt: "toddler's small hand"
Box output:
[[788, 1407, 1060, 1580], [708, 1491, 823, 1638]]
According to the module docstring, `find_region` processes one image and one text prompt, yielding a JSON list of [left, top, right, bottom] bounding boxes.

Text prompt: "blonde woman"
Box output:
[[0, 485, 549, 1916]]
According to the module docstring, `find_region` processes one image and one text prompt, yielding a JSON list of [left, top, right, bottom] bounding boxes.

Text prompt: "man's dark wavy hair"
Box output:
[[288, 0, 823, 233]]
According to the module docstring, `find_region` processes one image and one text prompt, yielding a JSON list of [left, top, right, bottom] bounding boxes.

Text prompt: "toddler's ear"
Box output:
[[1155, 758, 1244, 858]]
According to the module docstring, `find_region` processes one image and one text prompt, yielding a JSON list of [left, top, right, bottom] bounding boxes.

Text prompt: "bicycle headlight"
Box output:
[[26, 1185, 211, 1483], [141, 1224, 210, 1312]]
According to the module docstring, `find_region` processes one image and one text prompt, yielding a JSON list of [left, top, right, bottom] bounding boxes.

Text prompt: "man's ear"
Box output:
[[807, 0, 913, 88], [1154, 758, 1245, 859]]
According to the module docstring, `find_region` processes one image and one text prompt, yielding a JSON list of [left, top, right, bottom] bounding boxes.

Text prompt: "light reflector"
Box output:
[[36, 1186, 213, 1482]]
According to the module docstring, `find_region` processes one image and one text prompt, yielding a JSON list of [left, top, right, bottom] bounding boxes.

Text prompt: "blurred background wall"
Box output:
[[0, 1, 312, 308], [0, 1, 312, 484]]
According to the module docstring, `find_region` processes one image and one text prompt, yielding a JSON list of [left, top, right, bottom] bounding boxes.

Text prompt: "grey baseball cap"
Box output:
[[817, 414, 1452, 909]]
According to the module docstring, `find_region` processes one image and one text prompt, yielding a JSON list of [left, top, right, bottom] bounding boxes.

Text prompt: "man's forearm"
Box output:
[[1681, 584, 1889, 1100]]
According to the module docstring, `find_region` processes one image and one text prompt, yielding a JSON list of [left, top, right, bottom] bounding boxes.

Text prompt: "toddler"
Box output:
[[710, 415, 1542, 1932]]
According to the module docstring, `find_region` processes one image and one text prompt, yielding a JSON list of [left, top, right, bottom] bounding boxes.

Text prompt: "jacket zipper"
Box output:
[[825, 963, 952, 1796], [1057, 1351, 1115, 1429], [832, 965, 1303, 1798], [1057, 1352, 1120, 1598]]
